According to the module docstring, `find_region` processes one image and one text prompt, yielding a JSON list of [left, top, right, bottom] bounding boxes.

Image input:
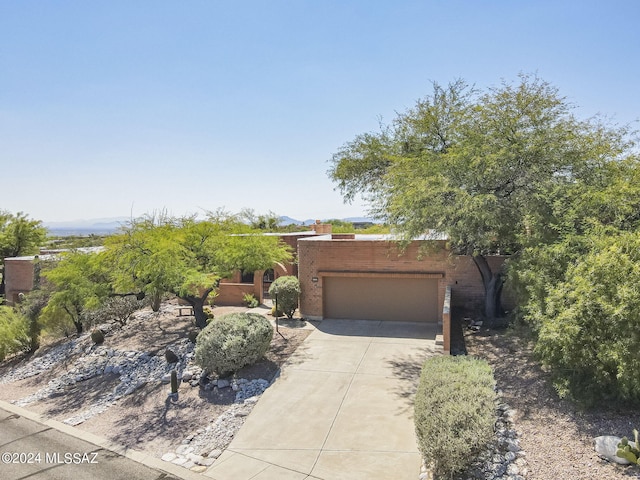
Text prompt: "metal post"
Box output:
[[274, 288, 284, 340]]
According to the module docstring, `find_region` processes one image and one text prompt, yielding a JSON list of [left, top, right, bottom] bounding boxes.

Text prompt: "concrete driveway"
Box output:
[[204, 319, 441, 480]]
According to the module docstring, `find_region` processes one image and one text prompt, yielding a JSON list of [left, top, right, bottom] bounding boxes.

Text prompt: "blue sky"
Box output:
[[2, 1, 639, 223]]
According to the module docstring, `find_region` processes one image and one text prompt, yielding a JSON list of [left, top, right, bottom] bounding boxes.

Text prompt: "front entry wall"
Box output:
[[323, 276, 439, 322]]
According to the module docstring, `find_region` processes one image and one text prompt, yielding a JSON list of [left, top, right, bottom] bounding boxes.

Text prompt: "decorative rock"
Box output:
[[182, 371, 193, 381], [161, 452, 177, 462], [176, 445, 195, 455], [190, 465, 207, 473], [594, 436, 631, 465], [196, 457, 215, 466], [171, 456, 188, 466], [187, 453, 204, 464], [208, 449, 223, 459], [165, 348, 179, 364]]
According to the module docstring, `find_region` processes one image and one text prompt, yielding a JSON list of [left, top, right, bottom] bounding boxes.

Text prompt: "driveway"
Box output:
[[203, 319, 441, 480]]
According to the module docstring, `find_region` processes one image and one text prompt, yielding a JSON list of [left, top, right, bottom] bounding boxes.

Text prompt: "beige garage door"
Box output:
[[323, 277, 439, 322]]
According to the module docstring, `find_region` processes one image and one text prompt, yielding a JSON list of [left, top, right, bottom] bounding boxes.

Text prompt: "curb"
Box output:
[[0, 399, 204, 480]]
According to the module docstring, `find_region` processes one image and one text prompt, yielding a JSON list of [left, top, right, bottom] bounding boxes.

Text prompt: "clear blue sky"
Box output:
[[2, 0, 639, 223]]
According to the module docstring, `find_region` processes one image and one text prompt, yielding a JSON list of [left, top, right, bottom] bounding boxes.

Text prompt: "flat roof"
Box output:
[[298, 231, 448, 242]]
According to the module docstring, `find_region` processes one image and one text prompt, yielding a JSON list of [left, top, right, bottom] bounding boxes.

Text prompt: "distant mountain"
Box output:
[[343, 216, 376, 224], [278, 216, 303, 226], [44, 215, 378, 236], [44, 217, 130, 236]]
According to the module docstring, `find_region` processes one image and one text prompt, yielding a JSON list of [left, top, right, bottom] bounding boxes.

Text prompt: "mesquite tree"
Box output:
[[329, 75, 636, 320]]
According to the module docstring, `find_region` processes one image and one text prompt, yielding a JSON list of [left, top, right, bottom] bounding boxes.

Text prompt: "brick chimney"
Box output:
[[310, 220, 332, 234]]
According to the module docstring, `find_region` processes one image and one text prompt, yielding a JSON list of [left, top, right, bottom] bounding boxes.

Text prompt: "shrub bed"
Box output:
[[414, 355, 496, 479], [195, 312, 273, 376]]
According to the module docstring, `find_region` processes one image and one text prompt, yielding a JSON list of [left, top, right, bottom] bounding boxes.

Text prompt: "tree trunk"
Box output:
[[64, 305, 83, 335], [180, 287, 214, 329], [471, 254, 504, 323]]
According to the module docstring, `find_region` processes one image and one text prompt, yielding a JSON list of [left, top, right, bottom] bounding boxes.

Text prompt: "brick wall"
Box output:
[[298, 237, 511, 320], [4, 257, 36, 305]]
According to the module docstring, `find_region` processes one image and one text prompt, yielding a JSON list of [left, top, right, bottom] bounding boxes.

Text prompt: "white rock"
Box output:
[[594, 436, 632, 465], [208, 449, 223, 459], [187, 453, 204, 463], [171, 456, 188, 466], [176, 445, 195, 455], [182, 371, 193, 381], [161, 452, 177, 462]]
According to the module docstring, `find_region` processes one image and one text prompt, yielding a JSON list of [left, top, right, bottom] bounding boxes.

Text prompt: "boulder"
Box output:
[[594, 436, 632, 465]]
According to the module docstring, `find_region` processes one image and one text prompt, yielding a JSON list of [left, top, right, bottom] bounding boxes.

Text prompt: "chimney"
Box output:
[[310, 220, 332, 234]]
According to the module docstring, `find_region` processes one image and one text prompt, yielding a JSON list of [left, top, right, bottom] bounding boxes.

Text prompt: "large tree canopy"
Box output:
[[329, 75, 639, 319], [106, 213, 292, 328]]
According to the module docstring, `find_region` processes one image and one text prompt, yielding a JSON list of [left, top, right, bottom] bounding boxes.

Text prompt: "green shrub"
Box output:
[[0, 306, 30, 361], [243, 293, 259, 308], [535, 232, 640, 404], [91, 328, 105, 344], [268, 276, 300, 319], [84, 296, 146, 327], [194, 312, 273, 376], [414, 356, 495, 479]]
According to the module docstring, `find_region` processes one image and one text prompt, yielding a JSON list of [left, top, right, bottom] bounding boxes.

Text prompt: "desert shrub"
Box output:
[[0, 306, 30, 361], [85, 296, 146, 327], [268, 276, 300, 319], [243, 293, 259, 308], [90, 328, 105, 344], [535, 232, 640, 405], [414, 356, 495, 479], [195, 312, 273, 376]]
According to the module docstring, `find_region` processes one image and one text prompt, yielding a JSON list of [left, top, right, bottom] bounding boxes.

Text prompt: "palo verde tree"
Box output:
[[0, 211, 47, 295], [41, 250, 113, 334], [329, 74, 635, 320], [106, 212, 292, 329]]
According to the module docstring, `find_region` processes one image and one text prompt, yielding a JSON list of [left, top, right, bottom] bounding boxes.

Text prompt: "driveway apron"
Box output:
[[204, 319, 441, 480]]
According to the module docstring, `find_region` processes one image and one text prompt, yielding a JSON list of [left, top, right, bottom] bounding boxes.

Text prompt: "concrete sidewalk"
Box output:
[[0, 401, 203, 480], [204, 319, 440, 480]]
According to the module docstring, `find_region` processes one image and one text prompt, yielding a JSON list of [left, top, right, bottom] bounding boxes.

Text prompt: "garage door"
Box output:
[[323, 276, 439, 322]]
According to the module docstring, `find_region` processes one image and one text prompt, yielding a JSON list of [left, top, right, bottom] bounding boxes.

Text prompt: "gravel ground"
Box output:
[[0, 301, 310, 459], [465, 325, 640, 480]]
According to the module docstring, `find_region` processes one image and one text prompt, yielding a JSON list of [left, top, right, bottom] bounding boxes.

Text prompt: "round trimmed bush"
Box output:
[[194, 312, 273, 376], [414, 355, 495, 479], [268, 276, 300, 319]]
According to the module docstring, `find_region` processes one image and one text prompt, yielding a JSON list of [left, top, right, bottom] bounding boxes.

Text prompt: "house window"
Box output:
[[241, 270, 255, 284]]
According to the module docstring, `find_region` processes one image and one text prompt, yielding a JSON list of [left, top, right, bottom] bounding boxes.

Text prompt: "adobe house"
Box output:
[[215, 230, 320, 305], [215, 222, 334, 305], [297, 232, 509, 353]]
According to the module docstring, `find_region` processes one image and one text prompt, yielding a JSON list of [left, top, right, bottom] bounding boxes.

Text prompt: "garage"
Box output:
[[322, 275, 440, 323]]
